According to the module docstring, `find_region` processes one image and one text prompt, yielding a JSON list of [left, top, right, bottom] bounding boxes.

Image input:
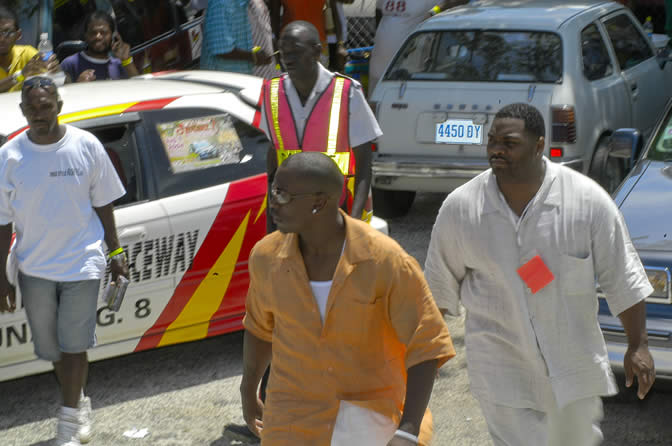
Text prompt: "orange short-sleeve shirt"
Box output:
[[280, 0, 328, 42], [243, 212, 455, 445]]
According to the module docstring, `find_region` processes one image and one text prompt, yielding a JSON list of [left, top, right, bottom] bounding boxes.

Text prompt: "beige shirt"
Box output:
[[425, 158, 653, 410]]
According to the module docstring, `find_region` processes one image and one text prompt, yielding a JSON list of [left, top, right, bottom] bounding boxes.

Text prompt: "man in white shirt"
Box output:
[[0, 76, 128, 446], [424, 103, 655, 446]]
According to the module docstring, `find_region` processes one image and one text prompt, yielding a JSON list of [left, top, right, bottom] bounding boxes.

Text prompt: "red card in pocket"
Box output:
[[517, 255, 555, 294]]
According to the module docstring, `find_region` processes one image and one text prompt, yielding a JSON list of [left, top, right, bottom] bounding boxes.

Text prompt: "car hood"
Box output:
[[619, 160, 672, 251]]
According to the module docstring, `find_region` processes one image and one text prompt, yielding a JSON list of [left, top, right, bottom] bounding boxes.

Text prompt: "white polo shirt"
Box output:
[[258, 63, 382, 148], [424, 158, 653, 410]]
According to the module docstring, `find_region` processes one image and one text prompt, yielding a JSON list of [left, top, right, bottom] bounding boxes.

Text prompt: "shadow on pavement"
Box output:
[[210, 424, 260, 445], [0, 331, 246, 430]]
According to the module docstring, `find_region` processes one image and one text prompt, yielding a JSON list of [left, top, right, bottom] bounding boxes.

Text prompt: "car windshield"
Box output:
[[647, 109, 672, 161], [384, 30, 563, 83]]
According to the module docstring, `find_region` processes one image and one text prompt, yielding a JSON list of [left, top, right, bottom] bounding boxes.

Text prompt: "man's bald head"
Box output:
[[279, 152, 344, 199], [279, 21, 321, 47]]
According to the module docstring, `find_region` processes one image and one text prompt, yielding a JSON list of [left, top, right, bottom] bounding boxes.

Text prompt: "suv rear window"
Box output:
[[385, 30, 563, 83]]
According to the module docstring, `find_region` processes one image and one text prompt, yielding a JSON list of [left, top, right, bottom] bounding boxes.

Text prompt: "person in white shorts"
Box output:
[[424, 103, 655, 446], [0, 76, 128, 446]]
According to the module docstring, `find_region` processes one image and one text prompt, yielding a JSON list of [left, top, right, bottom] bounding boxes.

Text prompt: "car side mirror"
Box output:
[[656, 46, 672, 69], [608, 128, 642, 171]]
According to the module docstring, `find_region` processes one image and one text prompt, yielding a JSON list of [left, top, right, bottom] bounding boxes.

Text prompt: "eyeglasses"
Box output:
[[270, 187, 320, 205], [0, 30, 16, 38], [22, 76, 56, 92]]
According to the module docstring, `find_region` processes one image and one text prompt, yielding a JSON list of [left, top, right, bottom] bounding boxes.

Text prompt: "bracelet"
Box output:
[[12, 70, 24, 84], [121, 57, 134, 67], [394, 429, 419, 444], [252, 46, 261, 64], [429, 5, 441, 15], [108, 247, 124, 259]]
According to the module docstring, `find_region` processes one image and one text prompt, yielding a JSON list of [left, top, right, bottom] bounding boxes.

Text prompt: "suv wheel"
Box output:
[[372, 188, 416, 218], [588, 137, 624, 194]]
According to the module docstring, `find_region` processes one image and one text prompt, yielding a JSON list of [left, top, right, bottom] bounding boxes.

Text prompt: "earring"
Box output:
[[312, 208, 318, 214]]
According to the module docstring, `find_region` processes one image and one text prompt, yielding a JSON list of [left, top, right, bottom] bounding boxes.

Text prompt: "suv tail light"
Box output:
[[550, 147, 563, 159], [371, 142, 378, 152], [551, 105, 576, 143]]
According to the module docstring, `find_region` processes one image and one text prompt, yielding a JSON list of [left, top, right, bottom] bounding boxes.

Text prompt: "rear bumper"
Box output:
[[372, 158, 584, 192], [604, 340, 672, 380], [602, 324, 672, 379]]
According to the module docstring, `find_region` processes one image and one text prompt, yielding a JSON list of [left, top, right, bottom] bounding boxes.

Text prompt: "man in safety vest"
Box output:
[[255, 20, 382, 229]]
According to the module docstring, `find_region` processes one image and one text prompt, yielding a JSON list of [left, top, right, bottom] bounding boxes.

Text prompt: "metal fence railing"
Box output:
[[343, 0, 376, 49], [346, 16, 376, 49]]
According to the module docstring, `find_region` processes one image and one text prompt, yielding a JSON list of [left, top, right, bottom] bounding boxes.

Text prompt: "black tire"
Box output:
[[372, 188, 416, 218], [588, 137, 624, 194]]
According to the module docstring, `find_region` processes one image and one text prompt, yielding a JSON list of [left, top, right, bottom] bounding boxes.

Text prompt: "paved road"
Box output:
[[2, 193, 672, 445]]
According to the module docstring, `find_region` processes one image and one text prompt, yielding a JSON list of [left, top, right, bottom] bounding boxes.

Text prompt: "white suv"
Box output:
[[369, 0, 672, 216]]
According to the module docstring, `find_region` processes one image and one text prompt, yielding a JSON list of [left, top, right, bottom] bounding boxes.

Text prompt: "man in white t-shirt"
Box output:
[[0, 76, 128, 446]]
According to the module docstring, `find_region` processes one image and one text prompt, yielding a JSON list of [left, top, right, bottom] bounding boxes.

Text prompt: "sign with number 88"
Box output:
[[384, 0, 406, 13]]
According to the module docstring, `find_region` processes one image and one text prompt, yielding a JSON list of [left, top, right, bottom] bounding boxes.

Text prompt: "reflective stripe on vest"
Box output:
[[270, 77, 350, 176], [269, 78, 285, 152], [325, 78, 350, 175]]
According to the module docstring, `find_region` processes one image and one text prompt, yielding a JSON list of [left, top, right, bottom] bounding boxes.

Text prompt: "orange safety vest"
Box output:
[[264, 74, 372, 221]]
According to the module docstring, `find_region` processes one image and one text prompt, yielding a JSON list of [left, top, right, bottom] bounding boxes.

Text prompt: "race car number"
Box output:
[[436, 120, 483, 145]]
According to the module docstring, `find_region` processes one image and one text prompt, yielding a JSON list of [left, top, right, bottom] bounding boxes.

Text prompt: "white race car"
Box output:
[[0, 71, 388, 382]]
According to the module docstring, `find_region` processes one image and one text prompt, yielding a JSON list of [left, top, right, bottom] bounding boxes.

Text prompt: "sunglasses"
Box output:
[[270, 187, 321, 205], [23, 76, 56, 90]]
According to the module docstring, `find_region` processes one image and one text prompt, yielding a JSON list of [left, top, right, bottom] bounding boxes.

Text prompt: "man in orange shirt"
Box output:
[[270, 0, 347, 66], [241, 151, 455, 445]]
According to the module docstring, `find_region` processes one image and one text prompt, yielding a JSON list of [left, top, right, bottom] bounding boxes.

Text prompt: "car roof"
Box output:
[[0, 71, 263, 136], [420, 0, 621, 32]]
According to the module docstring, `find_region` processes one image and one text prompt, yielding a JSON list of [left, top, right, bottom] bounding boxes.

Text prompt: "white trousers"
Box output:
[[477, 397, 604, 446], [330, 401, 397, 446]]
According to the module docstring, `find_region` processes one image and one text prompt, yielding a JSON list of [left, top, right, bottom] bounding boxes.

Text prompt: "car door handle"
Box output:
[[630, 82, 638, 91], [119, 226, 147, 241]]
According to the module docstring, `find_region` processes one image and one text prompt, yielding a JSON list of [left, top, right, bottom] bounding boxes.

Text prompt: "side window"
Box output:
[[86, 124, 144, 207], [385, 32, 441, 80], [581, 24, 614, 81], [604, 14, 653, 70], [143, 108, 268, 198]]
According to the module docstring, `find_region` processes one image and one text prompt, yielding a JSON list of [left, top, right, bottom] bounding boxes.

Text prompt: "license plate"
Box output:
[[435, 120, 483, 144]]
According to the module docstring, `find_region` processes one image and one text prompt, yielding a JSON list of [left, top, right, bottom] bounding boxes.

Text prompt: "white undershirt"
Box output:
[[310, 280, 332, 323], [309, 242, 346, 323]]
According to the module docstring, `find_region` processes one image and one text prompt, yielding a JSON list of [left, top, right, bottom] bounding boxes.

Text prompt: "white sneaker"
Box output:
[[55, 408, 81, 446], [78, 396, 92, 443]]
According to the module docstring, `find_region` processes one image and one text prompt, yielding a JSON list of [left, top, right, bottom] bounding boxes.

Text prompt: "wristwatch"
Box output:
[[109, 251, 128, 263], [11, 70, 24, 84]]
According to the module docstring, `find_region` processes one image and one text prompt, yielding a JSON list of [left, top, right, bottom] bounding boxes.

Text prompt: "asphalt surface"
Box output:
[[2, 192, 672, 445]]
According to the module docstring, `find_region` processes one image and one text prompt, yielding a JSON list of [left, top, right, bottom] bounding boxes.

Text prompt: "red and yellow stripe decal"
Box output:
[[7, 97, 180, 140], [134, 174, 268, 351]]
